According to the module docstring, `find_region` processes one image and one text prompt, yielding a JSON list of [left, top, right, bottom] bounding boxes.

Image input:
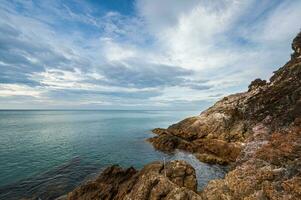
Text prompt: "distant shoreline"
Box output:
[[0, 109, 199, 111]]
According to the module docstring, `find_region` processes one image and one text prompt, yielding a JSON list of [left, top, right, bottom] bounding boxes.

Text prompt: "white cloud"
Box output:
[[135, 0, 300, 87], [0, 84, 43, 97], [100, 37, 137, 62], [30, 68, 157, 93], [0, 0, 300, 109]]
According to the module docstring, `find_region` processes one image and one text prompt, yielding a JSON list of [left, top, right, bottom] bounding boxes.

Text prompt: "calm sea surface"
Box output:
[[0, 110, 227, 199]]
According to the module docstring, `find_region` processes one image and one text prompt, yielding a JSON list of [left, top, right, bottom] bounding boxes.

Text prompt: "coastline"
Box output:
[[2, 32, 299, 200], [62, 32, 301, 199]]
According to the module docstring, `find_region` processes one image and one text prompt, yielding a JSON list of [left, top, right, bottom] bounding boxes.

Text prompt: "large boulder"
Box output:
[[67, 160, 201, 200]]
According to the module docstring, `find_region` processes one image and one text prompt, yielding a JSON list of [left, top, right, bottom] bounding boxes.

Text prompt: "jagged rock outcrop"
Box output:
[[67, 160, 201, 200], [292, 32, 301, 59], [248, 78, 267, 91], [148, 32, 301, 165]]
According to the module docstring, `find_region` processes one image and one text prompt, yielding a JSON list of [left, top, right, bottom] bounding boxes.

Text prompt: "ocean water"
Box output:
[[0, 110, 227, 199]]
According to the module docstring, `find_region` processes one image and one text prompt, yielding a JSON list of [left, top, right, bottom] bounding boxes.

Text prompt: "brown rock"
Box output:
[[67, 165, 138, 200], [67, 160, 201, 200], [292, 32, 301, 59], [248, 78, 267, 91], [201, 126, 301, 200], [147, 134, 195, 153], [152, 128, 169, 135], [193, 139, 242, 164], [195, 153, 228, 165]]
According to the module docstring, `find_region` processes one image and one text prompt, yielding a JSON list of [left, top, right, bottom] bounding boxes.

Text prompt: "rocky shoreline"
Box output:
[[51, 32, 301, 200]]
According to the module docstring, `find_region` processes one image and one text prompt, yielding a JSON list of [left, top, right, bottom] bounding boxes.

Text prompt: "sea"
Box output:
[[0, 110, 227, 199]]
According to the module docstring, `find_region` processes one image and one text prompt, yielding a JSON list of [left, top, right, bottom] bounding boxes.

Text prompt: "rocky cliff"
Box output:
[[148, 32, 301, 165], [65, 32, 301, 199]]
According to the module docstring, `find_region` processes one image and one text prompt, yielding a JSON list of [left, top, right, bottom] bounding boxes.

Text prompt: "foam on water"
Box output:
[[168, 151, 228, 189]]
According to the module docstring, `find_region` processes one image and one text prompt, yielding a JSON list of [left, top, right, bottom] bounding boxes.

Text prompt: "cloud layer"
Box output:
[[0, 0, 300, 109]]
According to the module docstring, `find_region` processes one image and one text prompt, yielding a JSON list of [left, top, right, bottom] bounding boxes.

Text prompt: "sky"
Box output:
[[0, 0, 300, 110]]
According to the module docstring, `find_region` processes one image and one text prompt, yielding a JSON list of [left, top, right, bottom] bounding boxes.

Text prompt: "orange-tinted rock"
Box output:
[[193, 139, 242, 162], [201, 126, 301, 200], [147, 133, 195, 153]]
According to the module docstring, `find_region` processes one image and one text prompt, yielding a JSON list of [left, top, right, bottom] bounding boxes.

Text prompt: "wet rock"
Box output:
[[194, 153, 228, 165], [152, 128, 169, 135], [147, 133, 195, 153]]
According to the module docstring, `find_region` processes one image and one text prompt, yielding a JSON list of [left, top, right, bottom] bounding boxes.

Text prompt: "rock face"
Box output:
[[66, 32, 301, 200], [201, 125, 301, 200], [67, 160, 201, 200], [148, 32, 301, 165]]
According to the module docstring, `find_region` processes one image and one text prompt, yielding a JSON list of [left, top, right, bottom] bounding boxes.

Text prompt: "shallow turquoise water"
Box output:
[[0, 110, 227, 199]]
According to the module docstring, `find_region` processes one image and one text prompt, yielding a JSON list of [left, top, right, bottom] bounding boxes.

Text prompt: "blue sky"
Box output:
[[0, 0, 300, 110]]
